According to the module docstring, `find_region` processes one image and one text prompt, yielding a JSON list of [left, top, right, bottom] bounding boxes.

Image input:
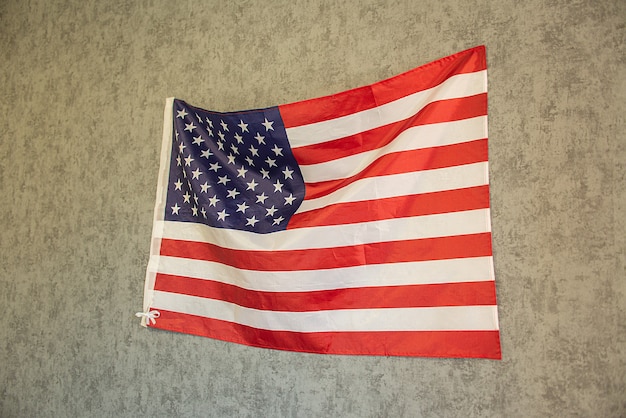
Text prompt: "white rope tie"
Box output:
[[135, 310, 160, 325]]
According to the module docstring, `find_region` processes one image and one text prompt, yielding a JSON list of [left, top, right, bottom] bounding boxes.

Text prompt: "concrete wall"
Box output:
[[0, 0, 623, 416]]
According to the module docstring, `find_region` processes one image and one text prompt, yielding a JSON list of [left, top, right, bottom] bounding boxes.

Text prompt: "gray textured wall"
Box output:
[[0, 0, 624, 417]]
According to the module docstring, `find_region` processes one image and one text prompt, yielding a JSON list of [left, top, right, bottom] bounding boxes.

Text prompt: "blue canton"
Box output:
[[164, 99, 305, 233]]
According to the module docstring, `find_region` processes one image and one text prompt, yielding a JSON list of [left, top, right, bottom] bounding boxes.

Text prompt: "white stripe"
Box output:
[[286, 71, 487, 147], [156, 208, 491, 251], [151, 255, 495, 292], [298, 116, 486, 183], [152, 291, 499, 332], [297, 162, 489, 214]]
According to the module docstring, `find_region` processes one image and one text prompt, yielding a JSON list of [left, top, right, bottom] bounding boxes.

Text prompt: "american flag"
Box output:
[[140, 46, 501, 359]]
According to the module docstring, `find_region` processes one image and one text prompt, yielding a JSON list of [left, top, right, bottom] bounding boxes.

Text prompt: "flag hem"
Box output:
[[140, 97, 175, 326]]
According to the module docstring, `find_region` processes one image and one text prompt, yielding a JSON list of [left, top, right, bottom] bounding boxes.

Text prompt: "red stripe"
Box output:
[[279, 46, 486, 128], [289, 185, 490, 229], [302, 139, 488, 200], [159, 233, 493, 272], [149, 310, 501, 359], [291, 93, 487, 166], [154, 276, 497, 311]]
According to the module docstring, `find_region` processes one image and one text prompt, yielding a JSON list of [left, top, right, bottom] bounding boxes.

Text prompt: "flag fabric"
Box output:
[[140, 45, 501, 359]]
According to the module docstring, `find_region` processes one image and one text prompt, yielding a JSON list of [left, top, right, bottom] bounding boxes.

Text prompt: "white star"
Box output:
[[248, 145, 259, 157], [200, 149, 212, 159], [262, 118, 274, 131], [220, 120, 229, 132], [273, 180, 283, 193], [176, 156, 182, 166], [236, 166, 248, 178], [217, 209, 229, 221], [201, 207, 207, 218], [272, 216, 284, 225], [245, 156, 255, 166], [284, 193, 296, 205], [246, 216, 259, 227], [256, 193, 268, 204], [227, 154, 237, 165], [266, 205, 278, 217], [207, 128, 214, 137], [184, 155, 194, 166], [182, 192, 191, 203], [271, 144, 283, 156], [265, 157, 277, 168], [178, 142, 186, 154], [184, 122, 196, 132], [209, 162, 221, 172], [238, 120, 249, 133], [191, 206, 198, 216], [254, 132, 266, 144], [227, 188, 240, 199], [206, 118, 213, 128], [191, 168, 202, 180], [260, 168, 270, 179], [195, 113, 203, 122], [230, 144, 239, 155], [208, 195, 220, 207], [217, 175, 230, 185], [176, 109, 188, 119], [282, 167, 294, 179], [246, 179, 258, 191], [217, 131, 226, 141], [171, 203, 181, 215], [236, 202, 249, 214], [174, 179, 183, 190], [217, 141, 225, 151], [192, 135, 204, 146], [200, 182, 211, 193], [234, 133, 244, 144]]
